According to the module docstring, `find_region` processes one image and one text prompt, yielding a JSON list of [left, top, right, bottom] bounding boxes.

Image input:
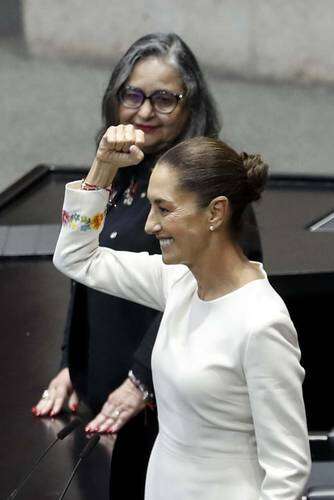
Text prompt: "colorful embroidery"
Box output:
[[62, 209, 106, 231]]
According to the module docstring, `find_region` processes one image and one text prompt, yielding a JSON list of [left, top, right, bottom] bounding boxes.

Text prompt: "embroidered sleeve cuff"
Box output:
[[61, 180, 109, 232]]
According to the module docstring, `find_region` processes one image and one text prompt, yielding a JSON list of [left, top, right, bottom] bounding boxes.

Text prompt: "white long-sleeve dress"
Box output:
[[54, 182, 311, 500]]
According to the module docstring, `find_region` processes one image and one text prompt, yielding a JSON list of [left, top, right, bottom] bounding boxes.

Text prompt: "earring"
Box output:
[[209, 225, 214, 232]]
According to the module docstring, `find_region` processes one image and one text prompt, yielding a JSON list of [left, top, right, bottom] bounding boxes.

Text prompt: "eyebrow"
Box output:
[[147, 195, 173, 205], [127, 84, 183, 94], [148, 197, 166, 204]]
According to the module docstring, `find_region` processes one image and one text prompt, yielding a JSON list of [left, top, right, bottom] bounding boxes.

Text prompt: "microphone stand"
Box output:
[[4, 418, 82, 500], [57, 434, 100, 500]]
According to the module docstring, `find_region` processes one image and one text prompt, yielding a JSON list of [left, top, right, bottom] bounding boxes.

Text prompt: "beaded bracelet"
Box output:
[[81, 179, 104, 191], [128, 370, 154, 404], [81, 178, 113, 196], [81, 178, 117, 205]]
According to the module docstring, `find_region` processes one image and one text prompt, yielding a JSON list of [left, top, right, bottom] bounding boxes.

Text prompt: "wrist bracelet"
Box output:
[[81, 178, 113, 192], [81, 178, 116, 205], [81, 179, 102, 191], [128, 370, 154, 403]]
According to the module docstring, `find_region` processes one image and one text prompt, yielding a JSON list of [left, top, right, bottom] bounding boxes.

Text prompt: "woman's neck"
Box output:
[[190, 237, 264, 301]]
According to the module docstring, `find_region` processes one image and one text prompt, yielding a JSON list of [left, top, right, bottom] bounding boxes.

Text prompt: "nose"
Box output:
[[145, 208, 162, 235], [137, 98, 155, 120]]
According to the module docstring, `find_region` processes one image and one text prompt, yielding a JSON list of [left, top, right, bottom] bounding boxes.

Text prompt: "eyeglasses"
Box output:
[[117, 85, 184, 114]]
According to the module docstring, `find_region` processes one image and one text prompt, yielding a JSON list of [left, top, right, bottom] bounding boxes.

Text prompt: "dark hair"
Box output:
[[95, 33, 221, 196], [96, 32, 221, 146], [159, 137, 268, 235]]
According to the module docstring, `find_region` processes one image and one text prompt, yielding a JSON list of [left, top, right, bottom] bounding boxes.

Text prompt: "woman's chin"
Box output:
[[143, 138, 170, 155], [142, 141, 160, 155], [161, 250, 178, 265]]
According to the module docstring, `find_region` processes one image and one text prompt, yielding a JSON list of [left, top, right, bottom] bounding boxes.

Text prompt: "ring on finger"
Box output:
[[111, 409, 120, 419], [41, 389, 50, 400]]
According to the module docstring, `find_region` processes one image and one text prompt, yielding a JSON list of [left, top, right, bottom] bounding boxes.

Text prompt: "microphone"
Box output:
[[4, 418, 82, 500], [57, 418, 82, 440], [57, 434, 100, 500]]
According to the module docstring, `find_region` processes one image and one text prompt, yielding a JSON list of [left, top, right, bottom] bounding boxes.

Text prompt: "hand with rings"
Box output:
[[85, 378, 146, 434], [32, 368, 80, 417]]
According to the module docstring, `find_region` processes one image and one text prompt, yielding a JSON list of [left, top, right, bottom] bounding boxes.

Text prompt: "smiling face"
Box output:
[[145, 163, 210, 266], [118, 57, 189, 154]]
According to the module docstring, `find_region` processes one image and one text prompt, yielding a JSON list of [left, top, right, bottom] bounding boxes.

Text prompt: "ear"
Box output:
[[207, 196, 229, 229]]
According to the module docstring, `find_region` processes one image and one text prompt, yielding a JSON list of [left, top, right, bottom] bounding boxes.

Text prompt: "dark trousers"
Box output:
[[109, 409, 158, 500]]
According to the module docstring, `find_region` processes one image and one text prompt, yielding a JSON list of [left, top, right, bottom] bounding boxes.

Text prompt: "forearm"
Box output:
[[245, 319, 311, 499], [53, 181, 108, 280], [53, 183, 166, 311], [84, 157, 119, 188]]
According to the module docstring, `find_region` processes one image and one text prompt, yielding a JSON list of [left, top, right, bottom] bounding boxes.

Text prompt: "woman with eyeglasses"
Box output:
[[32, 32, 262, 499]]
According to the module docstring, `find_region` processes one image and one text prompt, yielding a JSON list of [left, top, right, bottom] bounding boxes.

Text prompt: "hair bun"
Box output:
[[241, 151, 268, 202]]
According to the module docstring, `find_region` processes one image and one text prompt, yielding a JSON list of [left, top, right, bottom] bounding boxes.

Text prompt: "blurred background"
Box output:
[[1, 0, 334, 193]]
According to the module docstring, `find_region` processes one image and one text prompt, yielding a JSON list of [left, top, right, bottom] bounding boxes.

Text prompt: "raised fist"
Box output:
[[96, 124, 145, 168]]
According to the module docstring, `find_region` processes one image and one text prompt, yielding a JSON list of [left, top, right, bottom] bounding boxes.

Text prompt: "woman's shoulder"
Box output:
[[244, 279, 298, 345]]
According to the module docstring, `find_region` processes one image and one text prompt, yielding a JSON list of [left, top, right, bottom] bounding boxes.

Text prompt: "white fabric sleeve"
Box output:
[[243, 316, 311, 500], [53, 181, 171, 312]]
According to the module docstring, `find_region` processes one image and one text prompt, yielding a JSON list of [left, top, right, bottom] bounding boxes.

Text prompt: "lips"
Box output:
[[135, 124, 159, 134]]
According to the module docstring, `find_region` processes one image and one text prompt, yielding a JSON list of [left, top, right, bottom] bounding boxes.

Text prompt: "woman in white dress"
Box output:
[[53, 125, 311, 500]]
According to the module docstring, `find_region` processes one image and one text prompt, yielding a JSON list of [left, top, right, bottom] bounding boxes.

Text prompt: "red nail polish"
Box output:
[[70, 403, 79, 412], [31, 406, 37, 414]]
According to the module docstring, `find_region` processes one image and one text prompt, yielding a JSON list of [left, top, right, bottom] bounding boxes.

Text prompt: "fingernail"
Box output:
[[86, 426, 97, 433], [31, 406, 37, 414], [70, 403, 79, 412]]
